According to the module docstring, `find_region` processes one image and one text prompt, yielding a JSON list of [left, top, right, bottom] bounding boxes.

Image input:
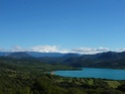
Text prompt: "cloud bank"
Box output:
[[5, 45, 69, 53], [0, 45, 125, 54], [29, 45, 58, 53], [118, 48, 125, 52], [71, 47, 110, 54]]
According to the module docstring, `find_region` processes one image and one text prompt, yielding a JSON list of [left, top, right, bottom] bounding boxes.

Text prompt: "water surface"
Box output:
[[55, 68, 125, 80]]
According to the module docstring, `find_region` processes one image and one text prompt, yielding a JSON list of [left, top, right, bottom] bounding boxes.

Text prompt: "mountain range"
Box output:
[[1, 51, 125, 69], [0, 51, 80, 58]]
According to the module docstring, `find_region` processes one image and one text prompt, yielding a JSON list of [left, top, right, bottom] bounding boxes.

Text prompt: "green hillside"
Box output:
[[0, 57, 125, 94]]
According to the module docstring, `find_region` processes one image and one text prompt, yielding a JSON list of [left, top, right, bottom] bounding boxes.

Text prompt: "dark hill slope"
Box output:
[[7, 52, 32, 59], [61, 51, 125, 69]]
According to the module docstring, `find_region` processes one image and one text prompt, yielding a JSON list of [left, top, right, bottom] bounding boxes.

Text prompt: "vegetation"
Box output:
[[1, 56, 125, 94], [32, 51, 125, 69]]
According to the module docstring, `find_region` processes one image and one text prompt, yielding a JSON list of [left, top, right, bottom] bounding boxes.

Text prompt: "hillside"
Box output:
[[0, 57, 125, 94], [1, 51, 125, 69], [37, 51, 125, 69], [64, 51, 125, 69]]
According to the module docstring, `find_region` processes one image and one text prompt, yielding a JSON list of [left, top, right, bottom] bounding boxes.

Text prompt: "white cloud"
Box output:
[[10, 46, 26, 52], [29, 45, 70, 53], [58, 49, 69, 53], [117, 48, 125, 52], [8, 45, 69, 53], [71, 47, 110, 54], [29, 45, 58, 53], [24, 46, 110, 54], [0, 48, 5, 52], [0, 45, 111, 54]]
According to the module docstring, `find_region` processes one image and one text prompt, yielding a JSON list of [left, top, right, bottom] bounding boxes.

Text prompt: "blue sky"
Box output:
[[0, 0, 125, 53]]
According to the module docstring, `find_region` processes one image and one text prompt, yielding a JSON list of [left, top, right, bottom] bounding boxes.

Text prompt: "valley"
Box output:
[[1, 52, 125, 94]]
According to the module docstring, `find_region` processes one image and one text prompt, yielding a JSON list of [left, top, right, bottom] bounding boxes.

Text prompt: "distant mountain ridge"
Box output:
[[62, 51, 125, 68], [1, 51, 125, 69], [0, 51, 80, 58], [1, 51, 125, 59], [28, 52, 65, 57], [7, 52, 32, 59], [0, 52, 10, 56]]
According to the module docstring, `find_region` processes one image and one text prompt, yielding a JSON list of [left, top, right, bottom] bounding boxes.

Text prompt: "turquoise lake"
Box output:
[[55, 68, 125, 80]]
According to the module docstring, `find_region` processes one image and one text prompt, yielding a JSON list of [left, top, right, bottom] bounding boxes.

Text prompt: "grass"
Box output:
[[105, 81, 121, 88], [87, 79, 94, 85]]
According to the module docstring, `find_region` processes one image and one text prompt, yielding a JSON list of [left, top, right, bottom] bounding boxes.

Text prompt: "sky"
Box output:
[[0, 0, 125, 54]]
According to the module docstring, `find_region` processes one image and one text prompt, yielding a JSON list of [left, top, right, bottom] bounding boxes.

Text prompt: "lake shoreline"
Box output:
[[54, 67, 125, 80]]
